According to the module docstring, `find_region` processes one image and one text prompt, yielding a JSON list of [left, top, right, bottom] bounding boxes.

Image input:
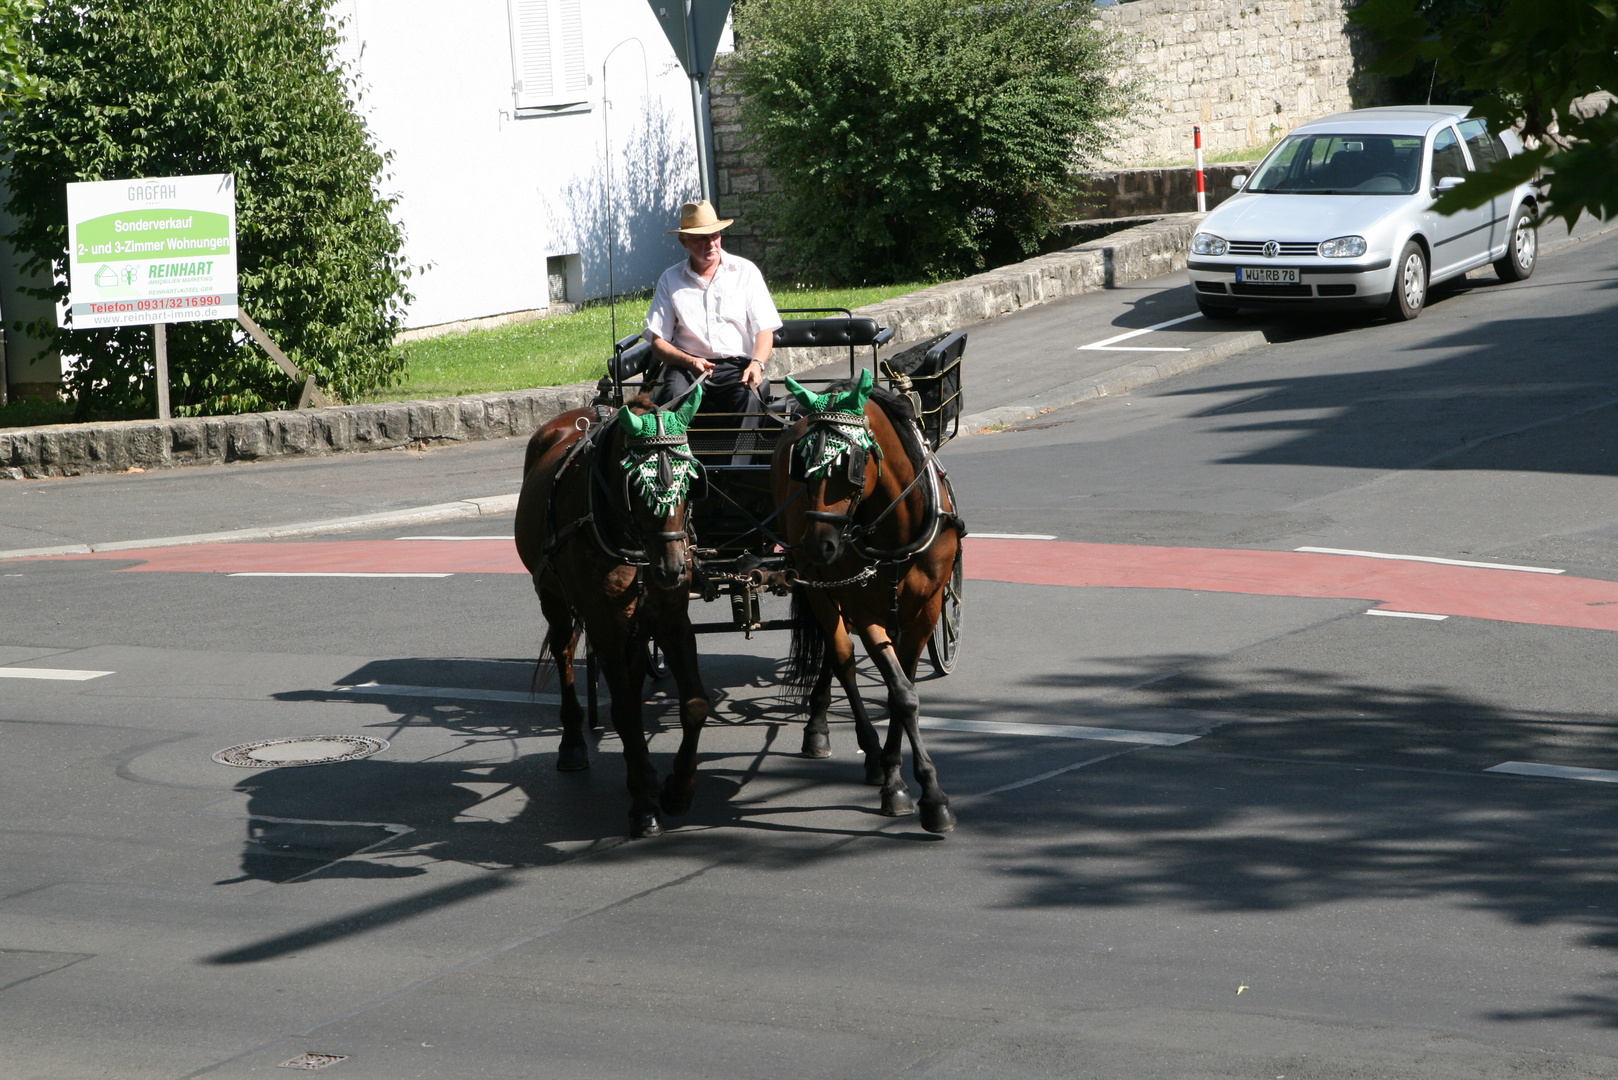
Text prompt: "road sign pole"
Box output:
[[152, 322, 171, 420]]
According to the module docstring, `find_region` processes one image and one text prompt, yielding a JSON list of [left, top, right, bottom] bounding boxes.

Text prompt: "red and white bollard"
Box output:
[[1194, 125, 1207, 213]]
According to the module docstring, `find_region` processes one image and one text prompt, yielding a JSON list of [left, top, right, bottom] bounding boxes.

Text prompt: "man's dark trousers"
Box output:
[[655, 356, 770, 424]]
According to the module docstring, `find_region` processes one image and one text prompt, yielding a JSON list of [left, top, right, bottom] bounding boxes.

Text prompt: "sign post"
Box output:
[[648, 0, 734, 203], [66, 173, 238, 418]]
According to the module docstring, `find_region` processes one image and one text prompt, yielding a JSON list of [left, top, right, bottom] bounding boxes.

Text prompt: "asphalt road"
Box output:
[[5, 227, 1618, 1079]]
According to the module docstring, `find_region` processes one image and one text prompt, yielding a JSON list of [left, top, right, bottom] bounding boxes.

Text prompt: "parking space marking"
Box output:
[[228, 572, 453, 578], [1486, 761, 1618, 784], [394, 536, 515, 542], [335, 682, 558, 704], [971, 533, 1056, 540], [1365, 610, 1449, 620], [1078, 312, 1202, 352], [1297, 547, 1564, 574], [0, 666, 114, 681]]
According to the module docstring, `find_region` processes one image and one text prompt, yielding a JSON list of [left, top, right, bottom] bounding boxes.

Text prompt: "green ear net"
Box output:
[[618, 383, 703, 438], [785, 368, 873, 415]]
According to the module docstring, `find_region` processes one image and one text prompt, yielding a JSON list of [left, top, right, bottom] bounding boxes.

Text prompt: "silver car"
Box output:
[[1186, 105, 1540, 321]]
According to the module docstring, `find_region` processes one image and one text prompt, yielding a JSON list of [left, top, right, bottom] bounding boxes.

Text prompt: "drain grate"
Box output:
[[213, 735, 389, 769], [277, 1052, 349, 1070]]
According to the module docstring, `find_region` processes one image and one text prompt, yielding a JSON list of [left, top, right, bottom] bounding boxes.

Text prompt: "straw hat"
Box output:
[[669, 199, 733, 235]]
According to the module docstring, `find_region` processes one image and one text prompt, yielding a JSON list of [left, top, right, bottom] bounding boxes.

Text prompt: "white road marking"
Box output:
[[1078, 312, 1203, 352], [1486, 761, 1618, 784], [971, 532, 1057, 540], [334, 682, 555, 704], [1295, 547, 1564, 574], [0, 666, 114, 681], [1365, 610, 1449, 620], [914, 715, 1200, 745], [227, 572, 454, 578], [394, 536, 515, 542]]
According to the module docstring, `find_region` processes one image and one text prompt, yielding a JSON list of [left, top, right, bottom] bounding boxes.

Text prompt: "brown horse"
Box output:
[[514, 391, 710, 839], [771, 370, 964, 834]]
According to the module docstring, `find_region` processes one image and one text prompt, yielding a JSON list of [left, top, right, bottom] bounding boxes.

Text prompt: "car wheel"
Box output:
[[1493, 206, 1537, 282], [1386, 241, 1427, 322], [1196, 299, 1239, 320]]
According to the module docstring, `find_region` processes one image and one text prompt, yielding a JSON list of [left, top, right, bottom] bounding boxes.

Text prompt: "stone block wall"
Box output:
[[1099, 0, 1383, 166]]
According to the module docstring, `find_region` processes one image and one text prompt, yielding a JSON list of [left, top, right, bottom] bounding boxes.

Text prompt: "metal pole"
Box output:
[[685, 0, 715, 202], [1194, 125, 1207, 213], [153, 322, 170, 420]]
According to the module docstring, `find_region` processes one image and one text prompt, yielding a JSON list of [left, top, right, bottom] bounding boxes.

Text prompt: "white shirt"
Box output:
[[645, 251, 782, 360]]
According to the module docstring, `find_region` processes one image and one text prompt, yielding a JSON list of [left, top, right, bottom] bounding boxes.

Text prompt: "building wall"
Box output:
[[1098, 0, 1382, 166], [336, 0, 713, 331]]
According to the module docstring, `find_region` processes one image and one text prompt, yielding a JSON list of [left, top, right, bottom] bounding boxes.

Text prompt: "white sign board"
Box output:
[[66, 173, 238, 329]]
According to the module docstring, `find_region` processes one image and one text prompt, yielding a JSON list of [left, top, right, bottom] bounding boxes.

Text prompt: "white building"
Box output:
[[331, 0, 726, 333]]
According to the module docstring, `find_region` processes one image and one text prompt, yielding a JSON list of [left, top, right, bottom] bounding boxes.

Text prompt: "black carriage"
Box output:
[[585, 310, 967, 711]]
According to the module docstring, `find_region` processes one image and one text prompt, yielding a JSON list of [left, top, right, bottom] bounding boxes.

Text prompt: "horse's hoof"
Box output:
[[630, 811, 664, 839], [556, 744, 590, 772], [863, 760, 886, 786], [920, 800, 957, 834], [661, 779, 694, 817], [801, 730, 832, 758], [880, 787, 916, 817]]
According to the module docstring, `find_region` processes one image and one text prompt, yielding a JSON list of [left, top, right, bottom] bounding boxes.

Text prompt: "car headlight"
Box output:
[[1191, 232, 1228, 256], [1318, 235, 1368, 258]]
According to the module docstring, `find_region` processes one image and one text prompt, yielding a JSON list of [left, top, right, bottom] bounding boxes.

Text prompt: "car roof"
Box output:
[[1292, 105, 1471, 137]]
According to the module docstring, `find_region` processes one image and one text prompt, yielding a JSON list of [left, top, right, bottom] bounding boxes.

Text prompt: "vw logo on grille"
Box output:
[[1262, 240, 1280, 259]]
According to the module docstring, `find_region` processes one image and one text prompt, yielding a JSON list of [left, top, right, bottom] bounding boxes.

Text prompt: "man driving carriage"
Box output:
[[645, 200, 783, 423]]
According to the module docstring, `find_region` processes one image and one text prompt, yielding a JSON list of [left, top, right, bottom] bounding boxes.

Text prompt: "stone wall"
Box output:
[[711, 1, 1384, 261], [1099, 0, 1382, 166]]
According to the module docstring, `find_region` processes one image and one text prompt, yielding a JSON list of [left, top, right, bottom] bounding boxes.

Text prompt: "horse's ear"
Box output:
[[664, 384, 703, 435], [617, 404, 655, 438], [830, 367, 875, 414], [784, 376, 827, 413]]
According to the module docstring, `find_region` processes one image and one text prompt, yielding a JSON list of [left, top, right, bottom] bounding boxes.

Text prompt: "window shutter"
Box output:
[[508, 0, 588, 110]]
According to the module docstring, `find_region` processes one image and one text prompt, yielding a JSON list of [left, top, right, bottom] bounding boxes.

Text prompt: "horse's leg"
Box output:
[[844, 618, 914, 818], [591, 618, 662, 838], [825, 615, 884, 785], [655, 611, 709, 817], [539, 584, 588, 772], [802, 655, 834, 759], [871, 625, 956, 835]]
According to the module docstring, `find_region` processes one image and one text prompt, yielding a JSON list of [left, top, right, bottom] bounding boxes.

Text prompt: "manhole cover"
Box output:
[[277, 1052, 349, 1070], [213, 735, 389, 769]]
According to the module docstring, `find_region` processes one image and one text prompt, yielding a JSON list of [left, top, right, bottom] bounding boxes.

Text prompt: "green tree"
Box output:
[[1352, 0, 1618, 225], [730, 0, 1134, 284], [0, 0, 41, 109], [4, 0, 412, 418]]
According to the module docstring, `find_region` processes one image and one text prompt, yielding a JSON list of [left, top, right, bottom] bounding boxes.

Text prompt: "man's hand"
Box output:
[[741, 358, 764, 390], [681, 354, 716, 377]]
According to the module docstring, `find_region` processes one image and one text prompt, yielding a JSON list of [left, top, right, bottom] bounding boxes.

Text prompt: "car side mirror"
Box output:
[[1433, 176, 1465, 194], [1231, 174, 1248, 191]]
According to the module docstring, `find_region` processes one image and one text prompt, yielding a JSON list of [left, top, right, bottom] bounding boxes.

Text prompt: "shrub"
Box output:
[[3, 0, 411, 418], [730, 0, 1135, 284]]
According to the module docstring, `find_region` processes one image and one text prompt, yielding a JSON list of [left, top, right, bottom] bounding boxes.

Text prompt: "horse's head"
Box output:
[[615, 390, 704, 590], [782, 370, 880, 568]]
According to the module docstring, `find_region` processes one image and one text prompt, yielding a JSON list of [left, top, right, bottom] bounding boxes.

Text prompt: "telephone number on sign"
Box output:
[[135, 295, 222, 311]]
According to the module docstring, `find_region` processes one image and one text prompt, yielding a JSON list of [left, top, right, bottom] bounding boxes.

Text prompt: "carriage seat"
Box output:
[[772, 318, 894, 350]]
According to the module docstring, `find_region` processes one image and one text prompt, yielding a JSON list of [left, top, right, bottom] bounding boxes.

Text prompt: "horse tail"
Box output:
[[786, 586, 826, 712]]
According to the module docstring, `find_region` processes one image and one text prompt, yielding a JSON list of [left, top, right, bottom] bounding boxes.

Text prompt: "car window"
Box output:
[[1457, 118, 1500, 170], [1247, 133, 1422, 194], [1431, 126, 1467, 184]]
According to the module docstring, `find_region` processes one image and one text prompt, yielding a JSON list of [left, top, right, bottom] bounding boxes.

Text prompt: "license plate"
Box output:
[[1236, 267, 1299, 284]]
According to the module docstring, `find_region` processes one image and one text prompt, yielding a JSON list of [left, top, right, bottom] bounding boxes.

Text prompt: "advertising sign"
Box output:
[[66, 173, 238, 329]]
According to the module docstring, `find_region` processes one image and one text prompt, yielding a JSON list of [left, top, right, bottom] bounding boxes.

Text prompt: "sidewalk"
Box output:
[[3, 214, 1614, 559]]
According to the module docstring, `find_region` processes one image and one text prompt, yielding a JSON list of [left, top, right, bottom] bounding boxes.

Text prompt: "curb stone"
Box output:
[[0, 214, 1204, 480], [0, 494, 519, 562]]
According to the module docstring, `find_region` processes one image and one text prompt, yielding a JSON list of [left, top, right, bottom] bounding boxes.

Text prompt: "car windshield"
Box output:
[[1246, 133, 1424, 194]]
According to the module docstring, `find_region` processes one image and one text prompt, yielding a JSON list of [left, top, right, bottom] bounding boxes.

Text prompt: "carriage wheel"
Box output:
[[927, 544, 963, 676]]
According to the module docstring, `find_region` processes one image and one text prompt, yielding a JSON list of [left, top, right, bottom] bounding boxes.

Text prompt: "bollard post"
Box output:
[[1194, 125, 1207, 213]]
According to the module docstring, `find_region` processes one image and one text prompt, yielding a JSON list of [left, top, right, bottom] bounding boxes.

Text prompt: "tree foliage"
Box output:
[[0, 0, 41, 109], [1352, 0, 1618, 225], [4, 0, 411, 418], [729, 0, 1135, 284]]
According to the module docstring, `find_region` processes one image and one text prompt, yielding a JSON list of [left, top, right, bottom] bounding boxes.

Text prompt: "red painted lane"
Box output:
[[38, 537, 1618, 632], [966, 539, 1618, 633]]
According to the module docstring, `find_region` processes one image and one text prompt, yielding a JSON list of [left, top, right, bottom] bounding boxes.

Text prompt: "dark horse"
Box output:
[[771, 369, 965, 834], [514, 390, 710, 839]]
